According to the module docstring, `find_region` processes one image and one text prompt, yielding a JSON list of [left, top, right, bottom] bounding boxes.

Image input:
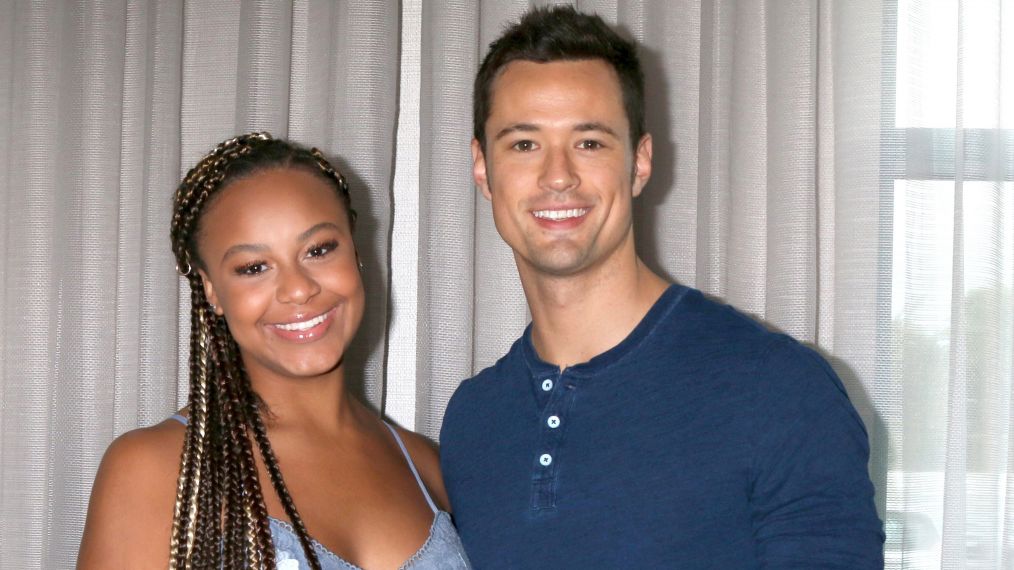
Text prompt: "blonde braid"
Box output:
[[169, 291, 211, 567], [169, 133, 351, 568]]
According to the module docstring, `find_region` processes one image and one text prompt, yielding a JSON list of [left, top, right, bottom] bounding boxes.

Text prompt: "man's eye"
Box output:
[[512, 140, 536, 152], [307, 240, 339, 258], [578, 139, 603, 150], [236, 262, 268, 276]]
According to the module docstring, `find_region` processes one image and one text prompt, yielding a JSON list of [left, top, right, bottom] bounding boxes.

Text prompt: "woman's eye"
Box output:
[[511, 140, 536, 152], [236, 262, 268, 276], [307, 240, 339, 258]]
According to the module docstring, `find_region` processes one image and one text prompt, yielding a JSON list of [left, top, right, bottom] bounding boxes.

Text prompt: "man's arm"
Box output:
[[750, 340, 885, 568]]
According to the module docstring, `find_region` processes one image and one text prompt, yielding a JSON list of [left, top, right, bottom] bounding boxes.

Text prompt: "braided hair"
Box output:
[[168, 132, 356, 569]]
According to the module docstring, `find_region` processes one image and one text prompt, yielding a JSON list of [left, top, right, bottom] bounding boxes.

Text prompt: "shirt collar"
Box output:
[[520, 284, 689, 379]]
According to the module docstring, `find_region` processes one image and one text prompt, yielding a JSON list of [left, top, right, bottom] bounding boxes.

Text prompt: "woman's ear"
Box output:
[[197, 269, 222, 315]]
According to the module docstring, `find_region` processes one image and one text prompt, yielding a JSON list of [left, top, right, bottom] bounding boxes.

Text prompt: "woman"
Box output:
[[78, 133, 470, 569]]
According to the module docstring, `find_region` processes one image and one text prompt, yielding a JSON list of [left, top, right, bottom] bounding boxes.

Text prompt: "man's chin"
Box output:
[[522, 250, 591, 278]]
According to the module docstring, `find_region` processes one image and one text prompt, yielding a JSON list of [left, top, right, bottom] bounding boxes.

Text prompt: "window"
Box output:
[[884, 1, 1013, 567]]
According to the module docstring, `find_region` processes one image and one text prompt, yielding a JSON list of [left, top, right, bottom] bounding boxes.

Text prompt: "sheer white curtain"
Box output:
[[0, 0, 1010, 568], [883, 1, 1013, 567]]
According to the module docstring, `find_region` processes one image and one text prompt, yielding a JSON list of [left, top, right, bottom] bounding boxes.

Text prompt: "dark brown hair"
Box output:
[[168, 132, 354, 569], [473, 5, 646, 151]]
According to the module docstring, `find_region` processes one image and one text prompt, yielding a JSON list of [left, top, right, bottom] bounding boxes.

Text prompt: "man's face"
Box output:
[[473, 59, 652, 279]]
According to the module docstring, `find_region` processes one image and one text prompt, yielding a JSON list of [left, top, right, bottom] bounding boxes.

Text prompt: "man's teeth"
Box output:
[[275, 313, 328, 331], [533, 208, 588, 220]]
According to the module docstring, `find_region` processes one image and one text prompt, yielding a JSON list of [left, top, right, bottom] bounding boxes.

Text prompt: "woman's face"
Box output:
[[195, 167, 364, 383]]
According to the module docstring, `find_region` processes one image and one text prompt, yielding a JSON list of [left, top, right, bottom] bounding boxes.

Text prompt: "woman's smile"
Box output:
[[267, 306, 339, 343]]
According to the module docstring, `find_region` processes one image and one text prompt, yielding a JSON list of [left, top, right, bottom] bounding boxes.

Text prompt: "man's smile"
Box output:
[[532, 208, 590, 220]]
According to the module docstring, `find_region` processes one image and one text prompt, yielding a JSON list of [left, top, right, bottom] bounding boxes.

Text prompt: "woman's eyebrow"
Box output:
[[220, 222, 341, 263], [297, 221, 340, 242]]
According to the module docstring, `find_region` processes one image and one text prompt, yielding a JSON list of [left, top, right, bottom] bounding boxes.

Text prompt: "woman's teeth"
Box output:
[[275, 312, 328, 331]]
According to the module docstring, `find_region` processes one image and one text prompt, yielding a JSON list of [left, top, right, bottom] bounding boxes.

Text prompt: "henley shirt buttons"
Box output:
[[541, 379, 554, 391], [539, 453, 553, 466], [547, 415, 561, 428]]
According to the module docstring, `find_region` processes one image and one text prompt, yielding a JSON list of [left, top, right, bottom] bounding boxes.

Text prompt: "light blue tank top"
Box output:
[[169, 414, 471, 569]]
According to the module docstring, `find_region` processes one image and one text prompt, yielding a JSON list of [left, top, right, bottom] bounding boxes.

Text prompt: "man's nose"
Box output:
[[538, 148, 579, 192]]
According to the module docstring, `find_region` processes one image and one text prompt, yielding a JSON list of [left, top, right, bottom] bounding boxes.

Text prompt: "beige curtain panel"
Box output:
[[0, 1, 1010, 568]]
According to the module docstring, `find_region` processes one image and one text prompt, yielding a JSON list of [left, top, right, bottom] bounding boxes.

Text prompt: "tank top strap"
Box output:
[[384, 422, 439, 514], [166, 415, 438, 514]]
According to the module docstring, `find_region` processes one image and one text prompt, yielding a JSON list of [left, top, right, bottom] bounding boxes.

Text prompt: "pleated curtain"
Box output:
[[0, 1, 1010, 568]]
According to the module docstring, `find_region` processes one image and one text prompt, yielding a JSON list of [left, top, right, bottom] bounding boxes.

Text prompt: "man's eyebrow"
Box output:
[[574, 122, 620, 138], [494, 122, 621, 141], [494, 123, 539, 141]]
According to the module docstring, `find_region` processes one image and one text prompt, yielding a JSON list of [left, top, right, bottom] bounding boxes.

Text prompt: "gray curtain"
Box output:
[[1, 1, 1010, 568]]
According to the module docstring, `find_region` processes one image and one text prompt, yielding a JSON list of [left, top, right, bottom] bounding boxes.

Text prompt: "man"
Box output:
[[440, 6, 884, 568]]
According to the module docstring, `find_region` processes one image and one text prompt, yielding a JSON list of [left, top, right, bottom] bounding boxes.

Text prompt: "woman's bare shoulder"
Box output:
[[77, 417, 186, 569], [390, 424, 451, 512], [96, 417, 187, 491], [110, 417, 186, 463]]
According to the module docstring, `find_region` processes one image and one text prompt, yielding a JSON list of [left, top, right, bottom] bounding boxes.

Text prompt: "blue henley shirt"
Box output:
[[440, 284, 884, 568]]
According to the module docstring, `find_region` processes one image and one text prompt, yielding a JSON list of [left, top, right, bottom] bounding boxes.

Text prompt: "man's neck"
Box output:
[[521, 253, 670, 369]]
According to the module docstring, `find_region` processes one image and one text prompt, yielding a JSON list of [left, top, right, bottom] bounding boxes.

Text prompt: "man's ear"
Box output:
[[472, 138, 492, 201], [197, 269, 222, 315], [631, 133, 653, 198]]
